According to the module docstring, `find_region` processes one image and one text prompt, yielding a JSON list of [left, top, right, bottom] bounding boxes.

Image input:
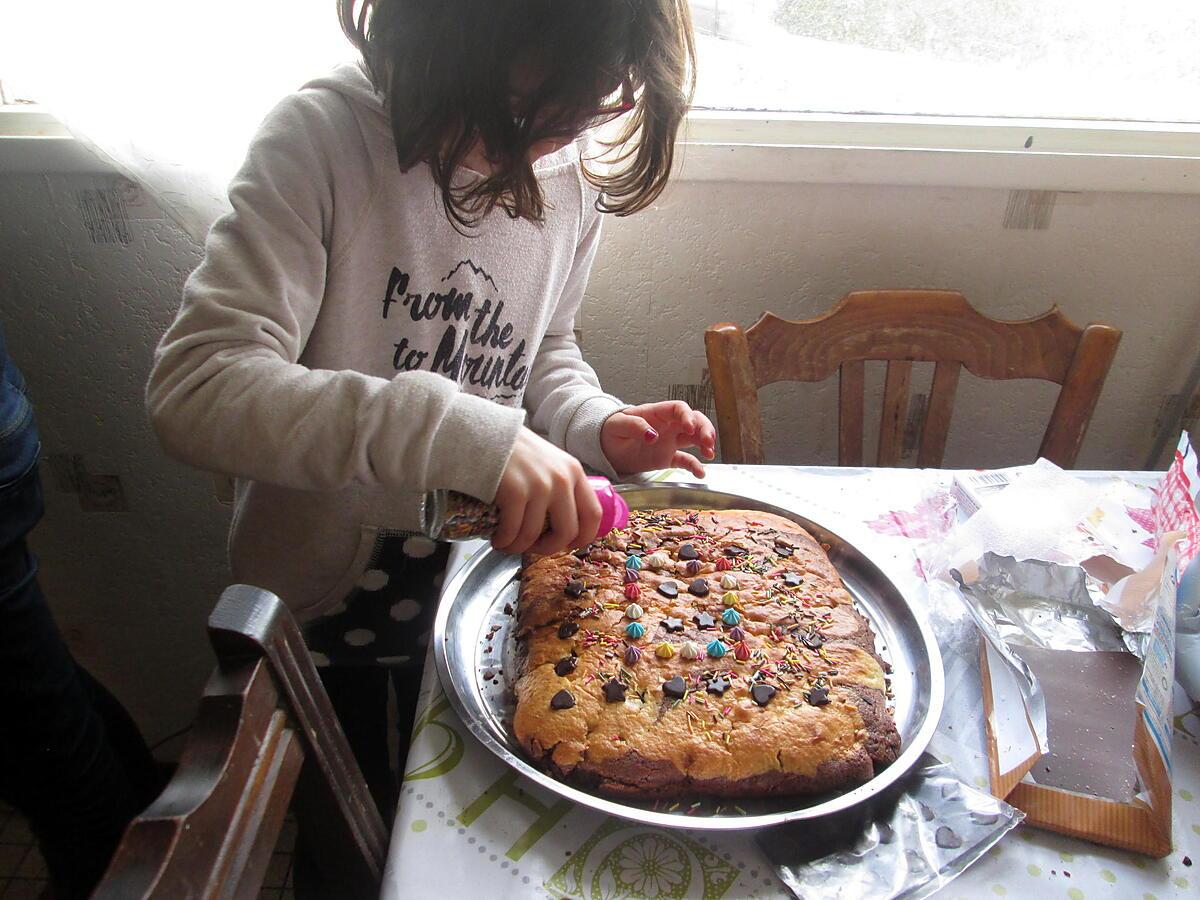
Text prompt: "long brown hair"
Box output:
[[338, 0, 695, 231]]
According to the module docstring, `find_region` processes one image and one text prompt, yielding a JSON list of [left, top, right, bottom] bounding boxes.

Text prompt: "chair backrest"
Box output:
[[94, 585, 389, 899], [705, 290, 1121, 468]]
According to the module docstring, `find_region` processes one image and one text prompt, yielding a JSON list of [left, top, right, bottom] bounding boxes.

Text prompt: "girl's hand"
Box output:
[[601, 401, 717, 478], [493, 428, 602, 556]]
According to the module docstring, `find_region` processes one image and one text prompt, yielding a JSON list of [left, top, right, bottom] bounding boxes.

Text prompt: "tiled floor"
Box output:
[[0, 800, 296, 898]]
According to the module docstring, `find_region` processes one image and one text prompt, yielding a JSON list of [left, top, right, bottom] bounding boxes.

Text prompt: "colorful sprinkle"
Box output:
[[624, 644, 642, 665], [656, 641, 676, 659], [680, 641, 702, 660], [625, 554, 642, 570], [721, 607, 741, 626], [623, 583, 641, 601], [722, 591, 739, 608], [733, 641, 751, 661], [625, 602, 644, 620], [707, 639, 728, 659]]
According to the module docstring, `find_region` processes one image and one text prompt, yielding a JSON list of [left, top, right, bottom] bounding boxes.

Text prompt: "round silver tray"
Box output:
[[433, 484, 944, 831]]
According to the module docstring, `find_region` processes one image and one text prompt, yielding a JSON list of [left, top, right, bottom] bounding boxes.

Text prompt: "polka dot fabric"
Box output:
[[306, 531, 450, 667]]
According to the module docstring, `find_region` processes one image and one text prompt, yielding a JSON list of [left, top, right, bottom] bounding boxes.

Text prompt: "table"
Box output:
[[382, 465, 1200, 899]]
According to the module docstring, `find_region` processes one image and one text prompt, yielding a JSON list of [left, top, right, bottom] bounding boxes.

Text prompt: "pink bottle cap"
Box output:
[[588, 476, 629, 538]]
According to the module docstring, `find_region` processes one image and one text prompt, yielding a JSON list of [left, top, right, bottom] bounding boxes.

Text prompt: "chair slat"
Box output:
[[877, 361, 912, 466], [917, 361, 961, 467], [838, 361, 865, 466]]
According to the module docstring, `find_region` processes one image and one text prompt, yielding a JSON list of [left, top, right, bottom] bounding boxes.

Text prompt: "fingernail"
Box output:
[[644, 428, 658, 442]]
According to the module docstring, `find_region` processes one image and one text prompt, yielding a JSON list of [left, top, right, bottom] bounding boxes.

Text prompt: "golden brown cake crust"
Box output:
[[512, 508, 901, 799]]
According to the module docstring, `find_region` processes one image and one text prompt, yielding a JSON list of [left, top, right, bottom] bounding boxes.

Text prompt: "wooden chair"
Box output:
[[94, 584, 389, 899], [705, 290, 1121, 468]]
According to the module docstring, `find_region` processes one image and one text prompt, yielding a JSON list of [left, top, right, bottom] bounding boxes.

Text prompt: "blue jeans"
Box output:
[[0, 327, 161, 897]]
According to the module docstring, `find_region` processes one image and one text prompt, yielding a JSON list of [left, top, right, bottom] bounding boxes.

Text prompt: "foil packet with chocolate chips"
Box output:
[[758, 756, 1021, 900]]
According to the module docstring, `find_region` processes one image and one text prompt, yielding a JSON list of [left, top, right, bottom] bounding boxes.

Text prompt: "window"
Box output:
[[691, 1, 1200, 122]]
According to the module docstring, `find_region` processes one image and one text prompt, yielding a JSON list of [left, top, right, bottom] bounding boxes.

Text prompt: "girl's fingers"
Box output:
[[572, 475, 604, 548], [508, 492, 552, 555], [693, 411, 717, 459], [621, 413, 659, 443], [531, 483, 578, 556], [672, 450, 706, 478], [492, 493, 526, 551]]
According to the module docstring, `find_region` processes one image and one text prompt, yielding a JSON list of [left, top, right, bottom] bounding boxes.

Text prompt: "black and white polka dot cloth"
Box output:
[[305, 531, 451, 668]]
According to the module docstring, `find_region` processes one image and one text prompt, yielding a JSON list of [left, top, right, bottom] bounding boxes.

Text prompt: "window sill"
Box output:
[[676, 111, 1200, 194], [5, 106, 1200, 194]]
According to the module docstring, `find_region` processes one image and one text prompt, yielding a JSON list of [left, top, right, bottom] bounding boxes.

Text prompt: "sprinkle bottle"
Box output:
[[421, 476, 630, 542]]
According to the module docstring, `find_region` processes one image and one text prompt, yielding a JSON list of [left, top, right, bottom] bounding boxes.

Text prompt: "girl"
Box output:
[[146, 0, 712, 823]]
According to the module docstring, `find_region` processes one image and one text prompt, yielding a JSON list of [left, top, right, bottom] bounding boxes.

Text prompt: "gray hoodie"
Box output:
[[147, 62, 623, 618]]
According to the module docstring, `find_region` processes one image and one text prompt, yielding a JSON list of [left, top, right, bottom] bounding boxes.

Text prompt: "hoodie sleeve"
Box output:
[[523, 208, 624, 479], [146, 91, 524, 501]]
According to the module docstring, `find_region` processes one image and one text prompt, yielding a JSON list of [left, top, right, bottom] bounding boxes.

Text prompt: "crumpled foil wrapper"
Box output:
[[759, 756, 1022, 900]]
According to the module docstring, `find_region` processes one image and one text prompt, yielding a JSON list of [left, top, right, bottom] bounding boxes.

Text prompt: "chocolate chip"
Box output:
[[751, 684, 776, 707], [550, 689, 575, 710], [557, 621, 579, 639], [693, 612, 716, 630], [805, 685, 830, 706], [565, 578, 586, 598], [969, 812, 999, 826], [801, 630, 824, 649], [919, 802, 935, 822], [935, 826, 962, 849], [602, 679, 627, 703], [688, 578, 710, 597], [663, 676, 687, 699], [724, 545, 748, 557], [775, 541, 794, 558], [1183, 855, 1192, 867], [662, 616, 684, 633], [706, 675, 730, 695], [554, 656, 577, 677], [657, 581, 679, 598], [876, 822, 895, 844], [572, 548, 590, 559], [940, 783, 961, 801], [678, 543, 699, 560], [782, 572, 803, 587]]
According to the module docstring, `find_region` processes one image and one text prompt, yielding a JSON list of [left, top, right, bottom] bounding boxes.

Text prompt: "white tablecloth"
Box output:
[[382, 465, 1200, 899]]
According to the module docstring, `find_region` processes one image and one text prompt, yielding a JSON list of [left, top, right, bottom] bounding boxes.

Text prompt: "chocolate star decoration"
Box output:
[[806, 685, 830, 706], [751, 684, 776, 707], [775, 540, 794, 558], [657, 581, 679, 599], [602, 679, 628, 703], [662, 617, 685, 633], [693, 612, 716, 630], [801, 630, 825, 650], [554, 655, 578, 676], [678, 542, 699, 560], [724, 545, 748, 557], [688, 578, 710, 597], [557, 621, 579, 639], [662, 675, 687, 699], [565, 578, 586, 598], [706, 674, 730, 695], [550, 689, 576, 710], [782, 572, 803, 587]]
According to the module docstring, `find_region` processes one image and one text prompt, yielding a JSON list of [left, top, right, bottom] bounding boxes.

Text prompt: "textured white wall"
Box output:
[[1, 169, 1198, 742]]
